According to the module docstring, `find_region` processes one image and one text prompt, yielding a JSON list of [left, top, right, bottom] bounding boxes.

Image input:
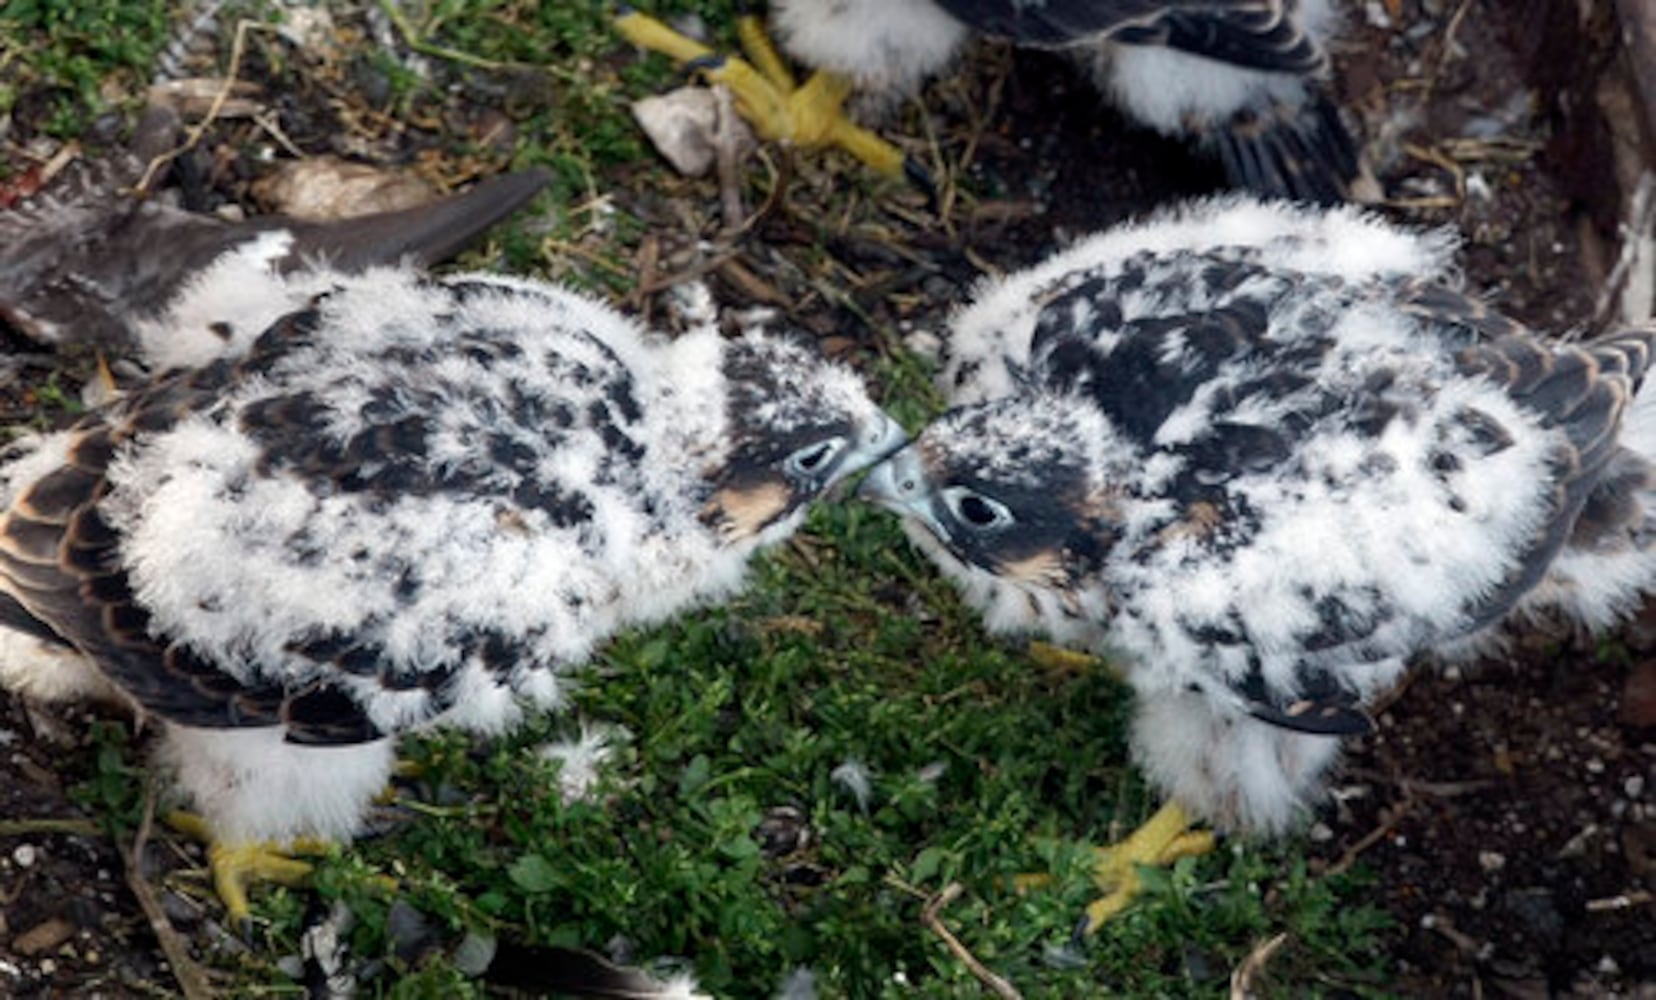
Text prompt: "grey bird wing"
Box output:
[[0, 312, 386, 744], [930, 0, 1323, 73], [0, 161, 548, 353]]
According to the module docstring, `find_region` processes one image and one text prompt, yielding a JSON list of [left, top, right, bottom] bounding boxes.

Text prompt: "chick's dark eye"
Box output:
[[797, 444, 830, 470], [785, 437, 844, 477], [958, 494, 998, 526], [942, 486, 1012, 530]]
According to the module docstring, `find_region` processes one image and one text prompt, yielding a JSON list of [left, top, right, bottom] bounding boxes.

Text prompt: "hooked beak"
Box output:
[[828, 409, 909, 491], [857, 444, 950, 542]]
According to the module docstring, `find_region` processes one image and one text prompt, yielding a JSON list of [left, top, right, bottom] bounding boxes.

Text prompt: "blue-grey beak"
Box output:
[[857, 444, 950, 542], [831, 409, 908, 487]]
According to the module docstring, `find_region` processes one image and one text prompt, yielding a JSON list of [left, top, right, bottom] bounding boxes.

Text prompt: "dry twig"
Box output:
[[920, 882, 1022, 1000], [1229, 932, 1289, 999], [0, 818, 101, 837], [136, 19, 275, 195], [121, 781, 215, 1000], [1585, 890, 1653, 912], [712, 85, 746, 238], [1327, 798, 1413, 877]]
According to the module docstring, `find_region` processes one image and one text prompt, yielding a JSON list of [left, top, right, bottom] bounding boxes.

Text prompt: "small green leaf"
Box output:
[[835, 865, 870, 887], [507, 853, 561, 894], [679, 754, 712, 795], [911, 845, 947, 884]]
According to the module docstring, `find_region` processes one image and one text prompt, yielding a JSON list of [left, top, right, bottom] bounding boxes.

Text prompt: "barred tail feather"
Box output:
[[1212, 90, 1364, 205], [1515, 327, 1656, 631]]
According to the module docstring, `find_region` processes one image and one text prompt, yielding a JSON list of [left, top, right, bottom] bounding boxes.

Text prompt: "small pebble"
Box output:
[[452, 931, 497, 978], [1587, 757, 1605, 775], [1478, 851, 1506, 872], [11, 844, 36, 869], [1625, 775, 1645, 799], [13, 917, 72, 956]]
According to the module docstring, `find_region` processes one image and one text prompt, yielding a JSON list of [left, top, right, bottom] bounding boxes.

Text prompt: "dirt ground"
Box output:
[[2, 0, 1654, 996]]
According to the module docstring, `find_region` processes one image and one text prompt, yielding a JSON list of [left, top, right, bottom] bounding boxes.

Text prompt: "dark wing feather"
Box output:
[[0, 153, 547, 352], [1028, 254, 1306, 450], [0, 317, 388, 744], [1393, 278, 1530, 343], [0, 412, 294, 727], [931, 0, 1323, 73], [1237, 666, 1373, 735], [275, 169, 550, 275]]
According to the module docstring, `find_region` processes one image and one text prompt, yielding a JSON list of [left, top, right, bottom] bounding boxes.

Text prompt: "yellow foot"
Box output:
[[1027, 640, 1106, 680], [166, 811, 327, 926], [614, 10, 921, 183], [1080, 801, 1216, 935]]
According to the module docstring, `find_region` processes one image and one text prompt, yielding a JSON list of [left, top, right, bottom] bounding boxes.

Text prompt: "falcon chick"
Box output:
[[0, 265, 905, 920], [860, 196, 1656, 930], [618, 1, 1363, 202]]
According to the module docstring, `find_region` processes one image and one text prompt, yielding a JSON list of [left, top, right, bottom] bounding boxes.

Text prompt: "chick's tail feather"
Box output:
[[1517, 325, 1656, 631], [1211, 90, 1368, 206]]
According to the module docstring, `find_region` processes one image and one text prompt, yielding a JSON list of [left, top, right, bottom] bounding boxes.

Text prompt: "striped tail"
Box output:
[[1211, 89, 1367, 205]]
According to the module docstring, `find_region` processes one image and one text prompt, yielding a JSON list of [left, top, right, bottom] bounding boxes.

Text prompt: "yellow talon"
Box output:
[[735, 13, 795, 91], [614, 10, 717, 64], [1081, 801, 1216, 934], [166, 810, 329, 924], [1027, 640, 1105, 677], [614, 10, 911, 179], [207, 842, 316, 925]]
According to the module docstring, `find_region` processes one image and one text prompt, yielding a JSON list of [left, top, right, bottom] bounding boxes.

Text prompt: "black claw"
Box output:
[[1069, 912, 1094, 947], [239, 915, 258, 949], [902, 156, 939, 213], [684, 53, 727, 75]]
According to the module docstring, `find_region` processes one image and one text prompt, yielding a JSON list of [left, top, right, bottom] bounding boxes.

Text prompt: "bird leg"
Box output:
[[165, 811, 326, 926], [614, 10, 915, 181], [1080, 801, 1216, 935]]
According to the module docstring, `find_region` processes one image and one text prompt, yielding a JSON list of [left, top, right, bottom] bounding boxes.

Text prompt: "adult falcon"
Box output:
[[0, 263, 906, 922], [860, 196, 1656, 930], [617, 1, 1363, 203]]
